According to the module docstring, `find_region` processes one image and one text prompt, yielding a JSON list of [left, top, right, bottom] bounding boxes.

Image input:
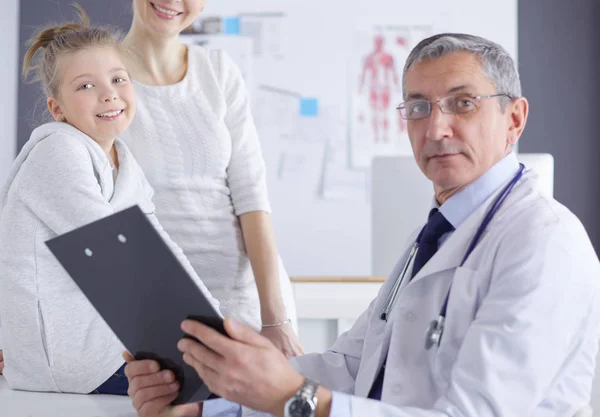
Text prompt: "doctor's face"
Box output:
[[404, 52, 527, 197]]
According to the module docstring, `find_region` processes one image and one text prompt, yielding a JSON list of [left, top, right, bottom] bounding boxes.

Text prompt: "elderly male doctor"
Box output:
[[124, 33, 600, 417]]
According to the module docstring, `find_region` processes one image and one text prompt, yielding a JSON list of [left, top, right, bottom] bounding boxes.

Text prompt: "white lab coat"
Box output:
[[279, 170, 600, 417]]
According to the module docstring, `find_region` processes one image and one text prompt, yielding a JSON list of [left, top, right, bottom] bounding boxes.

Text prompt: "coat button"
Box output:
[[405, 312, 416, 322]]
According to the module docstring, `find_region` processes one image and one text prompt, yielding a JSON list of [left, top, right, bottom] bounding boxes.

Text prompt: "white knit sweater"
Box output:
[[120, 46, 296, 330]]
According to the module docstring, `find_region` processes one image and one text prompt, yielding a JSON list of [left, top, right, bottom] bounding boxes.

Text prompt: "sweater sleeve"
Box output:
[[17, 134, 115, 235], [214, 49, 272, 216]]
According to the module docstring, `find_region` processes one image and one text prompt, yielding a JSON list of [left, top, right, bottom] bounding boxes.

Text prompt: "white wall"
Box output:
[[203, 0, 518, 277], [0, 0, 19, 186]]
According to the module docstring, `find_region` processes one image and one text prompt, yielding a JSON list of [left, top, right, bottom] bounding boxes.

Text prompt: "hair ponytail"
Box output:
[[22, 3, 120, 97]]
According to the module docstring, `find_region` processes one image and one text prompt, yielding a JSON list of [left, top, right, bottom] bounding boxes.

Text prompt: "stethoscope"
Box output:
[[379, 163, 526, 350]]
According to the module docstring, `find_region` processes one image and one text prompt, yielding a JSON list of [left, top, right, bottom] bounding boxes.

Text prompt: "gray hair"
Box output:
[[402, 33, 522, 107]]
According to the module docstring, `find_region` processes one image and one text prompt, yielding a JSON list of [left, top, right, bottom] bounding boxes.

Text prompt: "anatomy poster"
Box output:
[[350, 24, 432, 168]]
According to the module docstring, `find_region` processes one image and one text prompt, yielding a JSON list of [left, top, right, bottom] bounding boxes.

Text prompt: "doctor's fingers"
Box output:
[[125, 359, 162, 380], [128, 369, 177, 396], [178, 338, 223, 373], [181, 319, 239, 357], [132, 383, 179, 415], [182, 352, 224, 397]]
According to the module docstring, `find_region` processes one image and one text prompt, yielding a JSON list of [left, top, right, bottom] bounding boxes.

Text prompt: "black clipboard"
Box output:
[[45, 205, 225, 404]]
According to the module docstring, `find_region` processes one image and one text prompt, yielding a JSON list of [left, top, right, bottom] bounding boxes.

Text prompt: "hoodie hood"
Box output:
[[0, 122, 114, 216]]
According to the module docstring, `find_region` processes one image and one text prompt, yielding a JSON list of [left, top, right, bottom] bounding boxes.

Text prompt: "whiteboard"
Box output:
[[196, 0, 518, 276]]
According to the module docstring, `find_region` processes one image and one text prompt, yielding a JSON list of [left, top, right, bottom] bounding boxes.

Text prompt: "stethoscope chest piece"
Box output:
[[425, 316, 445, 350]]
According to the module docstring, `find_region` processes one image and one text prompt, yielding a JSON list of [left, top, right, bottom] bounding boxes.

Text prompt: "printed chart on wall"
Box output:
[[182, 11, 433, 202], [350, 24, 432, 168], [180, 1, 518, 276]]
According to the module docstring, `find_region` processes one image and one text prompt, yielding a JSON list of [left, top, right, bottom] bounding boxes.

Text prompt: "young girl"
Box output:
[[0, 5, 218, 395]]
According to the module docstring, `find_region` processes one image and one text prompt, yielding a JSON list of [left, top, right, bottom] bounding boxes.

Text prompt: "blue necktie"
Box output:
[[411, 208, 455, 279], [368, 208, 454, 400]]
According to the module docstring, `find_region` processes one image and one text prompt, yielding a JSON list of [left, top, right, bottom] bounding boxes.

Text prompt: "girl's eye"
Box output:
[[114, 77, 127, 83], [78, 83, 93, 90]]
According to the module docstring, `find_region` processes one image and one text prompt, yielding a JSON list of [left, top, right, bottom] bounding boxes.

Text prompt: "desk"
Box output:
[[0, 376, 137, 417], [291, 277, 385, 353], [0, 277, 385, 416]]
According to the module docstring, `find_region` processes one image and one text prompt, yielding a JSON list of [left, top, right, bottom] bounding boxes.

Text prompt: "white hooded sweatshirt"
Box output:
[[0, 122, 219, 394]]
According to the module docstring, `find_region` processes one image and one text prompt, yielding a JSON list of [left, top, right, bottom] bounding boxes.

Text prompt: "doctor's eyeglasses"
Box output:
[[396, 93, 513, 120]]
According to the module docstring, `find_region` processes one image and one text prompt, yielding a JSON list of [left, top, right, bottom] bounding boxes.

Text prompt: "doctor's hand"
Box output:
[[178, 317, 321, 417], [260, 322, 305, 359], [123, 352, 202, 417], [0, 349, 4, 374]]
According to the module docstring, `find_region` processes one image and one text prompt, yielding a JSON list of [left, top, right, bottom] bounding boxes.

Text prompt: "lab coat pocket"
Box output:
[[433, 266, 480, 383]]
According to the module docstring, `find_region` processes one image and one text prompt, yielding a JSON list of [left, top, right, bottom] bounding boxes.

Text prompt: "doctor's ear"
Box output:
[[506, 96, 529, 146], [47, 97, 66, 122]]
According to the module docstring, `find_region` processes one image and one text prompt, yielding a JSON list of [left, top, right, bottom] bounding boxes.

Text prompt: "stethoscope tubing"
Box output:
[[380, 163, 526, 349]]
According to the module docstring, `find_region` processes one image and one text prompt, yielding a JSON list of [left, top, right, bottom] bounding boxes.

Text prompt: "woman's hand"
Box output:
[[0, 349, 4, 374], [260, 322, 304, 358]]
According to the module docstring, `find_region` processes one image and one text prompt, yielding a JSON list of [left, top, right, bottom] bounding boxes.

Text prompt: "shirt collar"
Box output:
[[435, 152, 520, 230]]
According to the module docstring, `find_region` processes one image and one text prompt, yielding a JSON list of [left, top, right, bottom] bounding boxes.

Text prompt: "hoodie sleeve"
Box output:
[[17, 133, 115, 235], [16, 133, 222, 314]]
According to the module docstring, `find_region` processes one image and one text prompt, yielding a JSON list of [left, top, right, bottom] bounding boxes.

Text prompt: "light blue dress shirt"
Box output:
[[204, 152, 522, 417], [203, 398, 242, 416], [437, 151, 521, 246]]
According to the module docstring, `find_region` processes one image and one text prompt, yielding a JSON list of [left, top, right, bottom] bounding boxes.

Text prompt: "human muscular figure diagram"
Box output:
[[358, 34, 407, 143]]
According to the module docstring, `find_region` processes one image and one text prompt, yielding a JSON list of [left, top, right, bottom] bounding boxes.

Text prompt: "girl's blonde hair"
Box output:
[[22, 3, 121, 98]]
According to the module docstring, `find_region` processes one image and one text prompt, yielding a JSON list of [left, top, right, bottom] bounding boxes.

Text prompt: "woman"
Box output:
[[118, 0, 303, 357]]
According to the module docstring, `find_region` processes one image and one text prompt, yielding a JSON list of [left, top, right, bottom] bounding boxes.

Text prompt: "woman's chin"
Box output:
[[144, 17, 187, 37]]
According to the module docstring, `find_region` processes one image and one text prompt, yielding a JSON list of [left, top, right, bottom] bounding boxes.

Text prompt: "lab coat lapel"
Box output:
[[411, 167, 538, 283], [354, 326, 392, 398], [410, 194, 492, 283], [354, 232, 419, 398]]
